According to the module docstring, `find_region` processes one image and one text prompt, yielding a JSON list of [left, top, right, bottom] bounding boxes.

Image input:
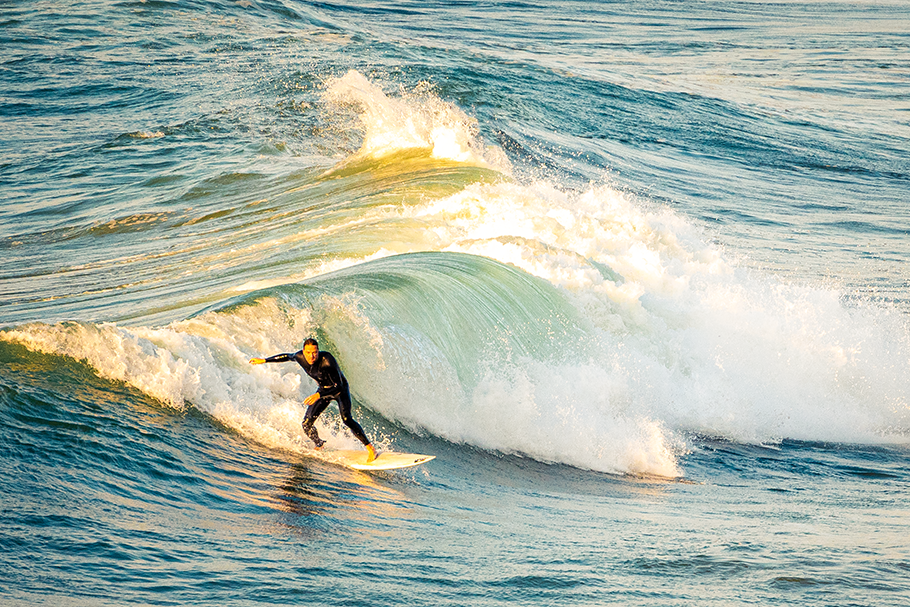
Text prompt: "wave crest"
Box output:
[[324, 70, 510, 171]]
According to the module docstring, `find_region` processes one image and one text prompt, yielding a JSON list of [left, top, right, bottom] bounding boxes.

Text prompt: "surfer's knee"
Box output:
[[341, 413, 362, 431]]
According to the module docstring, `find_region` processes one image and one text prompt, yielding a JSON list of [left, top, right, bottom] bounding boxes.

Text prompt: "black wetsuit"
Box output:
[[262, 350, 370, 448]]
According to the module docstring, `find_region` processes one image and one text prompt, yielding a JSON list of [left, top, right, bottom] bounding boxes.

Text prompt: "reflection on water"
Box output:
[[270, 458, 415, 539]]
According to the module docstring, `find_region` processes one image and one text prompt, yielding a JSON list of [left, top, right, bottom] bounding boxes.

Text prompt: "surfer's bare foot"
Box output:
[[365, 444, 377, 463]]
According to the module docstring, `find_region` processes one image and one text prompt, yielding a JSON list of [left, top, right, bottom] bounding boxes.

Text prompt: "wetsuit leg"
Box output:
[[336, 387, 370, 446], [302, 398, 331, 447]]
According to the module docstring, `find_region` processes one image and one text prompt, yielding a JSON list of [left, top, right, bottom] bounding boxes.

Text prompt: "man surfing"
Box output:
[[250, 338, 377, 463]]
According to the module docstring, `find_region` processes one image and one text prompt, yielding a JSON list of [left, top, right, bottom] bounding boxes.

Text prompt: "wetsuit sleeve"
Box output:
[[262, 352, 295, 363]]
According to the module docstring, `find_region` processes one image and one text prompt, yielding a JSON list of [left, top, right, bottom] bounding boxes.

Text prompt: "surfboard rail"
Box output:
[[328, 450, 435, 471]]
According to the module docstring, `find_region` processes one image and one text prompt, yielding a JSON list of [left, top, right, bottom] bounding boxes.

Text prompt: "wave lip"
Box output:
[[324, 70, 511, 171]]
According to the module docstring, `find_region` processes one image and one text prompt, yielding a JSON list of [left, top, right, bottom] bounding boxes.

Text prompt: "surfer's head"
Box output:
[[302, 338, 319, 365]]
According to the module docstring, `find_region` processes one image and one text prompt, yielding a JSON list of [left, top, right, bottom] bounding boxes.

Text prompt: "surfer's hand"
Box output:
[[249, 358, 265, 365], [304, 392, 320, 406]]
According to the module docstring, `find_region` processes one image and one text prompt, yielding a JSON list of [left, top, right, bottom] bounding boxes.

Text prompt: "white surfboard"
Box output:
[[329, 450, 435, 471]]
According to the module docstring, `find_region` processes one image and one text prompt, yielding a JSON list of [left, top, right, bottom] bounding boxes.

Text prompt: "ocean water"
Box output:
[[1, 0, 909, 605]]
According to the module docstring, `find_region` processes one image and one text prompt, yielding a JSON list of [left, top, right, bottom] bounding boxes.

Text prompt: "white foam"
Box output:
[[390, 179, 910, 449], [129, 130, 165, 139], [1, 301, 375, 455], [324, 70, 511, 171]]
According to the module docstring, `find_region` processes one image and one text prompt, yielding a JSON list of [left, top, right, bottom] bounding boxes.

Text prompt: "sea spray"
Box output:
[[324, 70, 511, 171], [0, 300, 369, 454], [397, 179, 910, 444]]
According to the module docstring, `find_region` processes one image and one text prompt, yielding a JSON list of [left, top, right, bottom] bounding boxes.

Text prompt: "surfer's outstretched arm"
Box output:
[[249, 352, 295, 364]]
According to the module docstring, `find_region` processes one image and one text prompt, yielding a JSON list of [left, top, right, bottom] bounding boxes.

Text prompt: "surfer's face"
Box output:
[[302, 344, 319, 365]]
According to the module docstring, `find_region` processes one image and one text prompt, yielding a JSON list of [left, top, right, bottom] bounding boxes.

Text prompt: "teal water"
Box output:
[[1, 1, 909, 605]]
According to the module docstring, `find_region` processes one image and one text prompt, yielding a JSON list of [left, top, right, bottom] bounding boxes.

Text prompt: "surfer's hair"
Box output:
[[303, 338, 319, 349]]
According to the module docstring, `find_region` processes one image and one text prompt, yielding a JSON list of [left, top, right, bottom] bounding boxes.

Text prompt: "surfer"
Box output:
[[250, 338, 377, 463]]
